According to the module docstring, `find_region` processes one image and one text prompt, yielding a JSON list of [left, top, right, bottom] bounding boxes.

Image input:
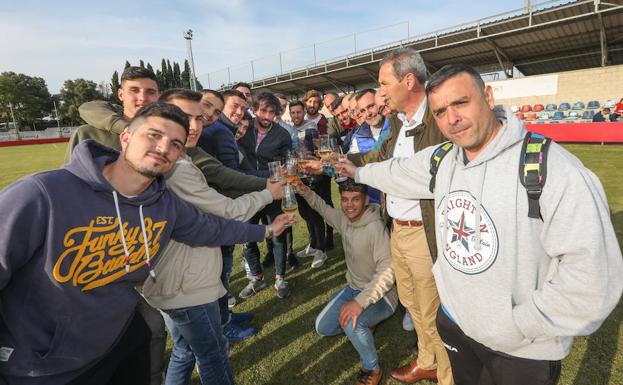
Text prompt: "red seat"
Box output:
[[515, 112, 525, 120], [533, 104, 544, 112], [521, 104, 532, 112]]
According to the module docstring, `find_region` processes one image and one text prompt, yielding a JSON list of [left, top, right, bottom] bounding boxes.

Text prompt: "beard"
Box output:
[[257, 118, 272, 129], [124, 151, 166, 178], [305, 105, 318, 116]]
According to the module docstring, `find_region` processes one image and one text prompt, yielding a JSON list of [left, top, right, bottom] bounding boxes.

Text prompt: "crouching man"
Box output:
[[295, 179, 397, 385]]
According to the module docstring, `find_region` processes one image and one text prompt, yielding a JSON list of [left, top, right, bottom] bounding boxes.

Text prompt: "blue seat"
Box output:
[[538, 112, 550, 120], [587, 100, 600, 109], [572, 102, 585, 110], [582, 110, 595, 120], [559, 102, 571, 111], [568, 111, 580, 119], [552, 111, 565, 120], [545, 103, 557, 111]]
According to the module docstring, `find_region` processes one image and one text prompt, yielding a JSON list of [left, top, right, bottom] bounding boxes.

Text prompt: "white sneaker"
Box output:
[[296, 244, 317, 258], [311, 250, 328, 268]]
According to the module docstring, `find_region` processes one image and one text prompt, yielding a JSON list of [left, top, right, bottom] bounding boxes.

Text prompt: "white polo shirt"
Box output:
[[386, 99, 427, 220]]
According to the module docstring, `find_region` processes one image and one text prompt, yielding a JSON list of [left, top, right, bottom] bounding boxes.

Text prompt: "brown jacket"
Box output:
[[348, 107, 446, 261]]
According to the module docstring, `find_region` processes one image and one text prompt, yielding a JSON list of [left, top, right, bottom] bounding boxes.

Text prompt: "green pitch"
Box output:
[[0, 142, 621, 385]]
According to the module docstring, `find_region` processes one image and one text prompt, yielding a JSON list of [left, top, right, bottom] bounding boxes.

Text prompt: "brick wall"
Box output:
[[488, 65, 623, 108]]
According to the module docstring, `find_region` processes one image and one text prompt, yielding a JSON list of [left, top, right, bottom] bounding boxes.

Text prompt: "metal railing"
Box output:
[[197, 0, 570, 89]]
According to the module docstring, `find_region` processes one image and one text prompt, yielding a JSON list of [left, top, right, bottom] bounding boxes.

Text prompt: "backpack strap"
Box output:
[[429, 141, 454, 193], [519, 132, 551, 219]]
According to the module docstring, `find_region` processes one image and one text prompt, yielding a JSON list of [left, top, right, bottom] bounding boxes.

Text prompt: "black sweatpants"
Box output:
[[436, 308, 561, 385]]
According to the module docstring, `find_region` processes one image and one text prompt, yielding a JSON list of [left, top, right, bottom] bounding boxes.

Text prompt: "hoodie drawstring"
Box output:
[[112, 191, 156, 279]]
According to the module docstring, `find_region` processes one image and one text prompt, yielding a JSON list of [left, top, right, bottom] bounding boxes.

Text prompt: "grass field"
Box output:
[[0, 142, 621, 385]]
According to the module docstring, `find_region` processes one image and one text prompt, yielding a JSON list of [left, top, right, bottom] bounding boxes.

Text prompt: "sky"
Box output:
[[1, 0, 566, 94]]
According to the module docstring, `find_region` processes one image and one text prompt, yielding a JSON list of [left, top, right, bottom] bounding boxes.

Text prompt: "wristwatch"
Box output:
[[265, 224, 274, 239]]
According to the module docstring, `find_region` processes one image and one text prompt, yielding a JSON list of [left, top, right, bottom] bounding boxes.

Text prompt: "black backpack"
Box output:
[[428, 132, 552, 219]]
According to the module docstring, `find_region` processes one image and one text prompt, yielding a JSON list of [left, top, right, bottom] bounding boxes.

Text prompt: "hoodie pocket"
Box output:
[[459, 294, 529, 353], [36, 316, 70, 360]]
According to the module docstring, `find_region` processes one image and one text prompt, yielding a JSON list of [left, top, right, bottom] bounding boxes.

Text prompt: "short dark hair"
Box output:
[[201, 89, 224, 104], [338, 179, 368, 195], [222, 89, 247, 103], [253, 92, 282, 115], [288, 100, 304, 111], [303, 89, 322, 102], [331, 96, 344, 111], [355, 88, 376, 102], [232, 82, 251, 91], [127, 103, 189, 136], [121, 66, 157, 84], [425, 64, 485, 97], [158, 88, 202, 103]]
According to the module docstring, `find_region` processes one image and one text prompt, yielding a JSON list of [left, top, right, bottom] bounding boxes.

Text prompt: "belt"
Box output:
[[393, 219, 423, 227]]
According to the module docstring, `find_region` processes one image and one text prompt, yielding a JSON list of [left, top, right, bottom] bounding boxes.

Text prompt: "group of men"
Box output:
[[0, 46, 621, 385]]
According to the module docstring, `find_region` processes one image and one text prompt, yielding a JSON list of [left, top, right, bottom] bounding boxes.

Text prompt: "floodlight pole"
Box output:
[[524, 0, 531, 13], [8, 102, 19, 140], [184, 29, 198, 91], [53, 100, 62, 138]]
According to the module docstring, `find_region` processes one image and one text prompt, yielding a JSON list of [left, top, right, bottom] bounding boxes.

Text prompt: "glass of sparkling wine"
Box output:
[[268, 160, 283, 182], [334, 146, 348, 183], [285, 156, 300, 185], [316, 134, 332, 164], [281, 184, 298, 226]]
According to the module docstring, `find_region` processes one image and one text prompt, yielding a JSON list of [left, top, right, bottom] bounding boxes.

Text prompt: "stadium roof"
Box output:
[[248, 0, 623, 96]]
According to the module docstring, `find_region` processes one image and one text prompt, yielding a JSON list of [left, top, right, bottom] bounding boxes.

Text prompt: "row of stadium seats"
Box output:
[[515, 110, 622, 123], [511, 99, 618, 113]]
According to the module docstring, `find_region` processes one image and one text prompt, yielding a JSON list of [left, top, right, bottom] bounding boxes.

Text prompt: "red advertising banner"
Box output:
[[526, 122, 623, 143]]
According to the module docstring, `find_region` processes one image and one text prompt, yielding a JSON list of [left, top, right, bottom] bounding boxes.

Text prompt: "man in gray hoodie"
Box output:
[[295, 179, 397, 385], [340, 64, 623, 385]]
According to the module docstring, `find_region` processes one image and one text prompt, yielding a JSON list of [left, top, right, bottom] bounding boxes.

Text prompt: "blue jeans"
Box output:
[[218, 245, 235, 325], [161, 302, 233, 385], [243, 205, 286, 277], [315, 286, 394, 371]]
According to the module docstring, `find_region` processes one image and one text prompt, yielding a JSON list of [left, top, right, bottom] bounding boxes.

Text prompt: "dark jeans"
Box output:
[[218, 245, 235, 325], [296, 194, 326, 251], [316, 175, 334, 245], [161, 302, 233, 385], [436, 308, 561, 385], [243, 202, 286, 277]]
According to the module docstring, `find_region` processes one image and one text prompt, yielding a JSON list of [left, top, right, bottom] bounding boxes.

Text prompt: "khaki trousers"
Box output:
[[391, 222, 454, 385]]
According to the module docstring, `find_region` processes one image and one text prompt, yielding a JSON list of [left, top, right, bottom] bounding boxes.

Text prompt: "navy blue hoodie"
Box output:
[[0, 140, 265, 382]]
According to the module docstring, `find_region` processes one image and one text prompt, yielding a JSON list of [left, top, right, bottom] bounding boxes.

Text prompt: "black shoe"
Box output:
[[287, 254, 299, 268], [325, 240, 334, 251], [261, 253, 274, 268]]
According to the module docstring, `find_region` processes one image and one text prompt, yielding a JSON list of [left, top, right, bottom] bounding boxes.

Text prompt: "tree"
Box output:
[[146, 63, 154, 75], [173, 62, 181, 88], [181, 60, 191, 89], [161, 59, 169, 89], [124, 60, 131, 69], [110, 70, 121, 103], [58, 79, 103, 125], [166, 60, 174, 89], [0, 72, 52, 129], [139, 59, 145, 68]]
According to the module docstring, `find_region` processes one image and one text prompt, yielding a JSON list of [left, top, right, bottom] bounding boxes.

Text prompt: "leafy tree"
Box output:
[[166, 60, 174, 89], [110, 70, 120, 103], [181, 60, 191, 89], [139, 59, 145, 68], [146, 63, 155, 75], [58, 79, 103, 125], [0, 72, 52, 129], [124, 60, 131, 69], [161, 59, 169, 89], [173, 62, 181, 88]]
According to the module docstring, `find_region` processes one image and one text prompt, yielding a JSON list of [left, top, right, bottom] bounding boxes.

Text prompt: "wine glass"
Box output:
[[285, 154, 300, 185], [316, 134, 332, 165], [334, 146, 348, 183], [268, 160, 283, 182], [281, 184, 298, 226]]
